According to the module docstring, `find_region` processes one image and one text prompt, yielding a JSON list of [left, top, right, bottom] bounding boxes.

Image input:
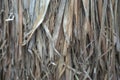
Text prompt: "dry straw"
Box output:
[[0, 0, 120, 80]]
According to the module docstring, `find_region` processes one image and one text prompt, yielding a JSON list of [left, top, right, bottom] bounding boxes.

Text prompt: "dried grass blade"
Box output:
[[18, 0, 23, 60], [98, 0, 102, 25], [36, 28, 43, 59], [62, 0, 74, 80], [19, 0, 23, 45], [43, 24, 61, 59], [22, 0, 50, 45], [98, 0, 108, 57], [53, 0, 66, 45]]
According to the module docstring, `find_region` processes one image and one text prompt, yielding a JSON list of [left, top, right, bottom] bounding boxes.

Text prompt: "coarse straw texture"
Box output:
[[0, 0, 120, 80]]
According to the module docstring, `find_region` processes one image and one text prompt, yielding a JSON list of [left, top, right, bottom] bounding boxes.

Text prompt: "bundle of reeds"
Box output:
[[0, 0, 120, 80]]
